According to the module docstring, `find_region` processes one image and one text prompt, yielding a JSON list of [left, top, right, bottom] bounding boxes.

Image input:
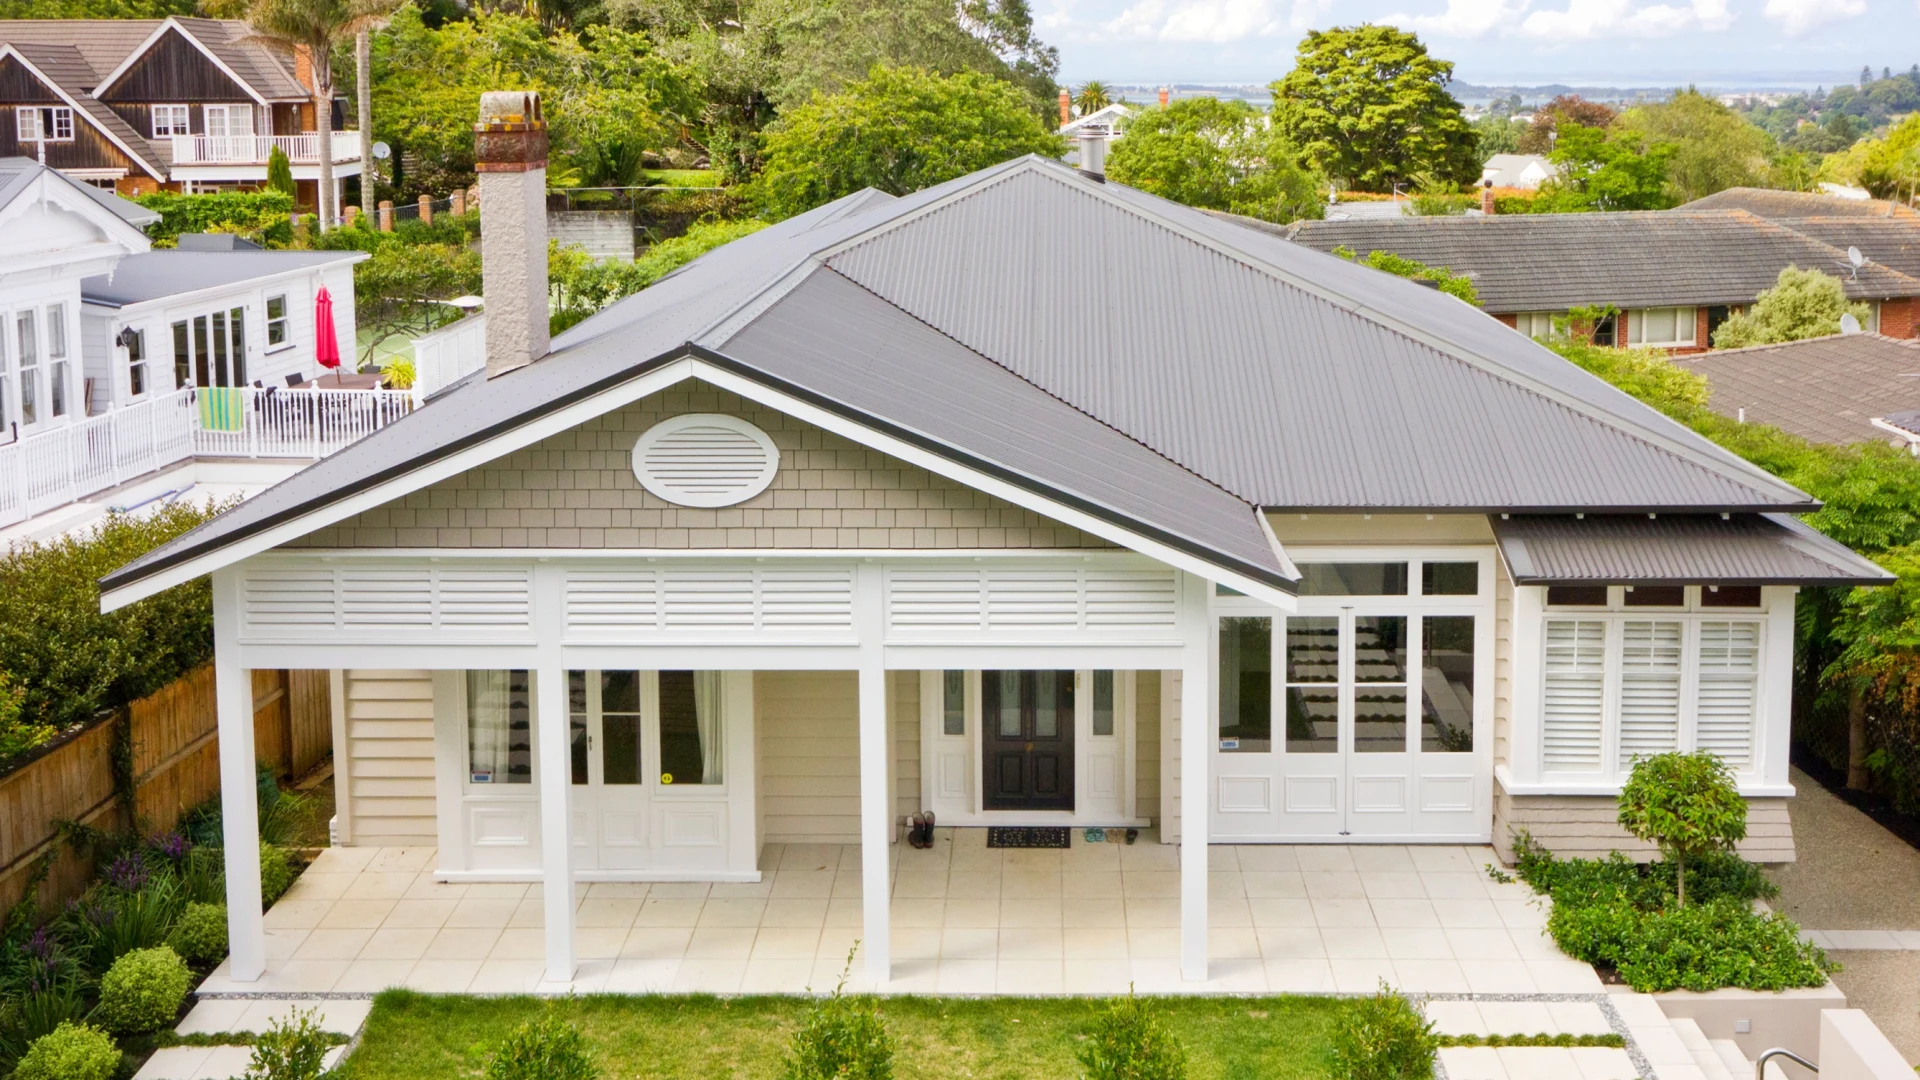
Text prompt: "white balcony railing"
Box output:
[[410, 313, 486, 402], [0, 384, 413, 529], [169, 130, 363, 166]]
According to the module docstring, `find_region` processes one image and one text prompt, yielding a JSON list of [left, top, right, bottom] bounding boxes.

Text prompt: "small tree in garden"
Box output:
[[246, 1006, 332, 1080], [1076, 988, 1187, 1080], [266, 145, 296, 197], [787, 947, 894, 1080], [1617, 750, 1747, 907], [484, 1002, 597, 1080]]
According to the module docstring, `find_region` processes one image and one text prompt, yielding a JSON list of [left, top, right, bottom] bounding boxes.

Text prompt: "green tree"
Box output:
[[1534, 123, 1674, 211], [1269, 24, 1479, 193], [1105, 97, 1322, 224], [1617, 89, 1774, 203], [1711, 266, 1873, 348], [753, 65, 1064, 219], [1073, 79, 1112, 116], [1515, 93, 1616, 155], [1473, 114, 1526, 158], [265, 145, 295, 197], [1859, 114, 1920, 201], [1617, 751, 1747, 907]]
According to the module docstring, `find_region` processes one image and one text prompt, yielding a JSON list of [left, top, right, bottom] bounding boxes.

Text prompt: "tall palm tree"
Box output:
[[1074, 80, 1112, 117], [247, 0, 393, 231]]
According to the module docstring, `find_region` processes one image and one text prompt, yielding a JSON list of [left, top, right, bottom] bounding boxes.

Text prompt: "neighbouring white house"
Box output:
[[101, 92, 1890, 996], [1480, 153, 1557, 190], [1060, 101, 1132, 171]]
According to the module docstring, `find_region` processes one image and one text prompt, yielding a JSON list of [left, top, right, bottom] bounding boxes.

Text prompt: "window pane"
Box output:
[[1422, 561, 1479, 595], [1353, 688, 1407, 753], [1092, 670, 1115, 737], [568, 669, 589, 786], [1034, 671, 1071, 738], [990, 670, 1022, 737], [1297, 562, 1408, 596], [467, 670, 530, 784], [1702, 586, 1762, 608], [1542, 620, 1605, 771], [229, 307, 245, 385], [1284, 616, 1337, 754], [172, 321, 190, 388], [1421, 616, 1475, 752], [1354, 616, 1407, 684], [1623, 585, 1684, 607], [658, 671, 721, 785], [211, 311, 228, 385], [1546, 585, 1608, 607], [601, 670, 639, 713], [1219, 616, 1272, 753], [46, 304, 64, 357], [942, 670, 965, 736], [1619, 621, 1683, 767], [602, 714, 642, 785]]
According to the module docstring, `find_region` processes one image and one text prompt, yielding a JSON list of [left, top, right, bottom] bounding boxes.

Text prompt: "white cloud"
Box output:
[[1382, 0, 1529, 39], [1102, 0, 1327, 41], [1515, 0, 1732, 38], [1761, 0, 1864, 36]]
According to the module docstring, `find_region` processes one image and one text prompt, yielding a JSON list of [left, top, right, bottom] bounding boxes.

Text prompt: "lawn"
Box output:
[[641, 168, 722, 188], [336, 991, 1348, 1080]]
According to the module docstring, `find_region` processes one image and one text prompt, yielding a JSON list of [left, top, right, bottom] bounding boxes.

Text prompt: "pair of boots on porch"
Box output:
[[906, 811, 937, 849]]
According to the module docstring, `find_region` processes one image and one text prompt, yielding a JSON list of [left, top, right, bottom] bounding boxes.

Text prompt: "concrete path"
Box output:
[[132, 1000, 364, 1080], [1770, 766, 1920, 1061]]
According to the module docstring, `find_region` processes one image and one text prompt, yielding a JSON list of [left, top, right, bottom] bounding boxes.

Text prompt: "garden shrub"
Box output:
[[485, 1003, 598, 1080], [787, 950, 894, 1080], [91, 945, 190, 1034], [246, 1006, 332, 1080], [1616, 751, 1747, 906], [260, 843, 295, 906], [1076, 990, 1187, 1080], [10, 1021, 120, 1080], [168, 901, 229, 966], [1329, 982, 1437, 1080], [133, 190, 294, 248], [62, 861, 185, 973]]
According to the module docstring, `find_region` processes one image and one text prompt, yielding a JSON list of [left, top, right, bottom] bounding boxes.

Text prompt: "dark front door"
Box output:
[[982, 670, 1075, 811]]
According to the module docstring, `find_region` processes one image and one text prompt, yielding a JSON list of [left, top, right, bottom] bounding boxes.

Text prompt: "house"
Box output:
[[1282, 210, 1920, 353], [0, 17, 358, 206], [1671, 332, 1920, 448], [1479, 153, 1555, 190], [0, 156, 382, 533], [1675, 188, 1920, 284], [1679, 186, 1918, 221], [100, 92, 1889, 994], [1058, 100, 1133, 171]]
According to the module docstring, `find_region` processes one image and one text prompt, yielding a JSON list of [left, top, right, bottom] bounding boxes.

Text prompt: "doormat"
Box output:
[[986, 826, 1070, 849]]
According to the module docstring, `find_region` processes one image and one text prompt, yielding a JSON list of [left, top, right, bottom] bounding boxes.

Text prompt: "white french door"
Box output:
[[568, 670, 650, 871]]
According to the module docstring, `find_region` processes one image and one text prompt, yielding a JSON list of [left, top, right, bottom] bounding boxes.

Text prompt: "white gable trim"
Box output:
[[0, 46, 169, 180], [101, 355, 1299, 612], [0, 169, 153, 265], [91, 19, 274, 107]]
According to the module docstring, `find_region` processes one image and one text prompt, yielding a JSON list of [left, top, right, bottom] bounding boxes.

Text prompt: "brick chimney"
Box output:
[[474, 90, 549, 379], [1158, 86, 1170, 108], [1480, 179, 1495, 215], [293, 45, 314, 95], [1059, 88, 1071, 127]]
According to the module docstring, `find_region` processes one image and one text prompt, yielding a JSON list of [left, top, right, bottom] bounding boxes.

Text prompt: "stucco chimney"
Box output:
[[1158, 86, 1170, 108], [474, 90, 549, 379], [1480, 179, 1495, 215], [1059, 88, 1071, 127]]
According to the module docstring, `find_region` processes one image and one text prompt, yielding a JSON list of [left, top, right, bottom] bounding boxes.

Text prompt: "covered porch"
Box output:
[[196, 835, 1600, 996]]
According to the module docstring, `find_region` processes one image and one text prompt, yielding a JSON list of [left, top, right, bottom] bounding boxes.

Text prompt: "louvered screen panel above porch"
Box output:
[[563, 567, 856, 641], [240, 566, 534, 642], [885, 562, 1182, 641]]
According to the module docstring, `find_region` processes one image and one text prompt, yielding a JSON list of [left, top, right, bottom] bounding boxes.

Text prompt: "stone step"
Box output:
[[1711, 1037, 1752, 1080], [1670, 1016, 1738, 1080]]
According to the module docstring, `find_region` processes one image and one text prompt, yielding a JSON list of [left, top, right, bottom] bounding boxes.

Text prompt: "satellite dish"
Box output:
[[1840, 312, 1863, 335], [1849, 245, 1866, 267], [371, 141, 391, 160]]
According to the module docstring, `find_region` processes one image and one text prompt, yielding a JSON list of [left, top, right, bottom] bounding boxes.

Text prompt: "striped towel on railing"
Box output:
[[197, 387, 246, 432]]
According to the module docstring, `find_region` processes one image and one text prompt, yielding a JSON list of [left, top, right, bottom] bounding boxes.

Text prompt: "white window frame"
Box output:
[[124, 326, 150, 400], [45, 302, 69, 419], [202, 104, 254, 139], [151, 104, 190, 138], [1627, 306, 1698, 347], [1534, 585, 1770, 786], [1514, 311, 1557, 340], [265, 293, 291, 350], [15, 106, 74, 143]]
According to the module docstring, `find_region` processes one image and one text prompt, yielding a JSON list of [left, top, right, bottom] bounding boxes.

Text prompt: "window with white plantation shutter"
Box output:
[[631, 414, 779, 507], [1542, 619, 1606, 771], [1618, 620, 1682, 768], [1695, 621, 1760, 767]]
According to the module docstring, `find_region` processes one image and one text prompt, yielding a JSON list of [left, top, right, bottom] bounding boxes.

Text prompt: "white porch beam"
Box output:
[[213, 570, 265, 981], [1178, 571, 1211, 982], [535, 662, 578, 983], [856, 563, 892, 982]]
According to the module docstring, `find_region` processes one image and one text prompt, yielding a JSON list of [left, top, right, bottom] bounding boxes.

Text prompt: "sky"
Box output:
[[1038, 0, 1916, 88]]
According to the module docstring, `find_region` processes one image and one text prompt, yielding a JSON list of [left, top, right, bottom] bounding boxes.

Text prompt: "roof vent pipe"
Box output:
[[1078, 129, 1107, 181], [474, 89, 550, 379]]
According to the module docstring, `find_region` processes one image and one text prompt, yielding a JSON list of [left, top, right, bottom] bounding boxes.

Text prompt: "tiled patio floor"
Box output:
[[197, 829, 1601, 997]]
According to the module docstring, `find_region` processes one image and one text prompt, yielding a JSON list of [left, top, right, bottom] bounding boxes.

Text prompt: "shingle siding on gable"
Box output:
[[291, 381, 1114, 551], [96, 27, 253, 105]]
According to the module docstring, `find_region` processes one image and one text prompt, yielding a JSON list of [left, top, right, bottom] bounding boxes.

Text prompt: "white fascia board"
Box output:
[[0, 168, 152, 255], [102, 353, 1298, 613]]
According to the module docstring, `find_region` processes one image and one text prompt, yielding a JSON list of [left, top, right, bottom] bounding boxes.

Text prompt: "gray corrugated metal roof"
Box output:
[[103, 156, 1844, 597], [1672, 333, 1920, 445], [81, 250, 363, 308], [1880, 409, 1920, 437], [1492, 513, 1891, 585], [1284, 210, 1920, 311], [1679, 187, 1920, 222]]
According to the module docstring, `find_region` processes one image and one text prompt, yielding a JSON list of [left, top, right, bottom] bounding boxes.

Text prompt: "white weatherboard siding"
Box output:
[[340, 669, 437, 845]]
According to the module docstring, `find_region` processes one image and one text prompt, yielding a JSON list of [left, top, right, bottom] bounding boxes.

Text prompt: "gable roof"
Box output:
[[0, 42, 168, 180], [1679, 187, 1920, 222], [102, 156, 1858, 606], [81, 249, 364, 308], [0, 155, 157, 243], [0, 18, 307, 102], [1672, 333, 1920, 445], [1284, 210, 1920, 311], [1759, 217, 1920, 281]]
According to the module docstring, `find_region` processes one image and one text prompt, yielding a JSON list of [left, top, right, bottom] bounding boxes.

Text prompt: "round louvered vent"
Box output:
[[632, 414, 780, 507]]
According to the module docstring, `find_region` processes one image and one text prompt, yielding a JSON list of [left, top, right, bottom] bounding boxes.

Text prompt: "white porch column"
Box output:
[[1179, 571, 1212, 982], [213, 571, 265, 981], [535, 663, 577, 983], [856, 563, 891, 981]]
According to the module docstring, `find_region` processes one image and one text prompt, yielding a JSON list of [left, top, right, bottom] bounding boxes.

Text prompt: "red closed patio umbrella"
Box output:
[[314, 286, 341, 385]]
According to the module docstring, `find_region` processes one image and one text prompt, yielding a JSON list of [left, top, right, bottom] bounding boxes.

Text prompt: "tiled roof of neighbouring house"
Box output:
[[105, 156, 1884, 599], [1758, 217, 1920, 281], [0, 18, 308, 101], [1280, 210, 1920, 312], [1672, 332, 1920, 446], [1678, 187, 1920, 221]]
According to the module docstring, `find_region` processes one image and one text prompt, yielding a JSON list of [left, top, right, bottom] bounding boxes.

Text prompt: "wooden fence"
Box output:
[[0, 665, 332, 917]]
